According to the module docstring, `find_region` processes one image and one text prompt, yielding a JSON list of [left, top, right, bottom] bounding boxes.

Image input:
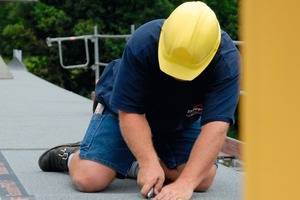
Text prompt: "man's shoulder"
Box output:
[[219, 30, 238, 50], [138, 19, 165, 32]]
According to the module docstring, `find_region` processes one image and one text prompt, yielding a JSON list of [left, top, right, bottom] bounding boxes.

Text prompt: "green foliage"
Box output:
[[25, 56, 49, 78], [227, 128, 238, 140], [73, 19, 99, 35], [33, 2, 71, 34], [203, 0, 240, 40], [2, 23, 36, 53]]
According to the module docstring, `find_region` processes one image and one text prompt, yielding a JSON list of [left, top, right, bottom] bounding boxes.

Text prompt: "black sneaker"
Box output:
[[38, 142, 81, 172]]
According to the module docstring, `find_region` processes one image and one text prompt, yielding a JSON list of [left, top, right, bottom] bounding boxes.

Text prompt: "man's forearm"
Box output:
[[176, 121, 228, 189], [118, 111, 158, 167]]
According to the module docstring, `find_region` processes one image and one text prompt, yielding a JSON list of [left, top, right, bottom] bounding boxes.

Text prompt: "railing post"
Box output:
[[93, 26, 100, 83]]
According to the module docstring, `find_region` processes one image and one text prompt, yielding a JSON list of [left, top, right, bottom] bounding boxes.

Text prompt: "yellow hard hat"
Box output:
[[158, 1, 221, 81]]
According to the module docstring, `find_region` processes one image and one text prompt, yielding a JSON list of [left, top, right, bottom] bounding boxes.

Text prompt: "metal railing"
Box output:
[[46, 25, 243, 82]]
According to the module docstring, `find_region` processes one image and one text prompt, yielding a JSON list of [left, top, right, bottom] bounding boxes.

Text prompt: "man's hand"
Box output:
[[118, 111, 165, 197], [138, 161, 165, 198], [151, 181, 193, 200]]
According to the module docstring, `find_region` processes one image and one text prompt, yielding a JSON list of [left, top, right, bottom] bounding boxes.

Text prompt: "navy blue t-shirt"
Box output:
[[96, 19, 241, 133]]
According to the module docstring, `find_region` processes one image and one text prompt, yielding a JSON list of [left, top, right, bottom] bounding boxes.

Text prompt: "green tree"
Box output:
[[0, 2, 37, 56], [203, 0, 240, 40]]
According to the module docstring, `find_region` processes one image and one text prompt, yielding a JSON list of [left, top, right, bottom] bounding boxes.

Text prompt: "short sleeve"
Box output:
[[201, 33, 241, 126]]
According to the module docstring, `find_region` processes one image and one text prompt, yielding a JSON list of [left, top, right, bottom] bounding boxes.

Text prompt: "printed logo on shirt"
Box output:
[[186, 104, 203, 117]]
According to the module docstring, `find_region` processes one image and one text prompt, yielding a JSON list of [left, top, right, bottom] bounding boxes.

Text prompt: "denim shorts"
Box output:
[[79, 105, 202, 179]]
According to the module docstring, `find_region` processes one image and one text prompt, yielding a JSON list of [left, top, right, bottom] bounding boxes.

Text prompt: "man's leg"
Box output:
[[39, 106, 136, 192], [38, 142, 117, 192], [69, 151, 116, 192]]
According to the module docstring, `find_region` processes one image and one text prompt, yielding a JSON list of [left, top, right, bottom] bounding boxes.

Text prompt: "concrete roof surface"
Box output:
[[0, 57, 243, 200]]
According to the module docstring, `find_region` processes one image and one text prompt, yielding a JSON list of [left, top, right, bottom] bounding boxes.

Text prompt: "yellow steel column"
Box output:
[[241, 0, 300, 199]]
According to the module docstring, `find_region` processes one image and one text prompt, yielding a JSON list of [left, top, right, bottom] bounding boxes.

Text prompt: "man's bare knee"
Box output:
[[194, 164, 217, 192], [69, 153, 116, 192], [194, 177, 214, 192], [71, 172, 110, 192], [72, 173, 95, 192]]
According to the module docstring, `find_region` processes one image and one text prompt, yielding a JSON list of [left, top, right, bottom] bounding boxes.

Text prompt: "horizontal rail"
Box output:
[[233, 40, 245, 46], [46, 34, 131, 47]]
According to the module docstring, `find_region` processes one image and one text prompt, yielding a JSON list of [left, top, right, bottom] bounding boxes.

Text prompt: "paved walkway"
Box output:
[[0, 57, 243, 200]]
